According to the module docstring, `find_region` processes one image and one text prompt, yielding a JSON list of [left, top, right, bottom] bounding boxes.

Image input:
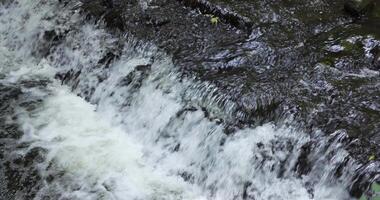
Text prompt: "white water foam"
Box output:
[[18, 86, 204, 200], [0, 0, 356, 199]]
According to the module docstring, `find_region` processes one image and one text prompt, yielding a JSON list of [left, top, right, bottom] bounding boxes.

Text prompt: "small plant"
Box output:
[[205, 14, 219, 25], [210, 16, 219, 25]]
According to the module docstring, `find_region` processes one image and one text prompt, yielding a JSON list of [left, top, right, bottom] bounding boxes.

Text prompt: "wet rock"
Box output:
[[176, 106, 198, 117], [24, 147, 47, 165], [56, 69, 81, 86], [349, 163, 380, 198], [179, 171, 194, 183], [242, 181, 252, 199], [118, 64, 151, 88], [335, 156, 350, 178], [80, 0, 128, 31], [173, 143, 181, 152], [78, 0, 380, 194], [326, 44, 345, 53], [294, 142, 312, 176], [115, 64, 152, 106], [180, 0, 253, 31], [98, 52, 118, 67], [0, 0, 12, 5], [0, 83, 45, 199], [80, 0, 107, 18], [344, 0, 375, 17], [146, 16, 170, 28], [43, 30, 65, 43], [34, 29, 68, 58], [0, 124, 22, 139], [374, 55, 380, 70], [20, 79, 50, 88], [223, 124, 239, 135], [371, 46, 380, 70], [0, 85, 23, 138], [3, 160, 42, 199], [103, 9, 125, 31]]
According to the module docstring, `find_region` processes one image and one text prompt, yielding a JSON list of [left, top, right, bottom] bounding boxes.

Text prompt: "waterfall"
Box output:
[[0, 1, 363, 199]]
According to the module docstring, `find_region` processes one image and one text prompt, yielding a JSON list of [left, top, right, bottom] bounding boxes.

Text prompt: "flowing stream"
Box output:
[[0, 1, 366, 199]]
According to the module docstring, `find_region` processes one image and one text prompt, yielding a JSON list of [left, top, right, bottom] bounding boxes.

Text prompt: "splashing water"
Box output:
[[0, 0, 359, 199]]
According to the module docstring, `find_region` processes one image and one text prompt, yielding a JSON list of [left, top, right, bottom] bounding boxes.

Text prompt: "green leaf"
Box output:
[[359, 195, 367, 200], [210, 16, 219, 25], [372, 182, 380, 192], [369, 155, 376, 161]]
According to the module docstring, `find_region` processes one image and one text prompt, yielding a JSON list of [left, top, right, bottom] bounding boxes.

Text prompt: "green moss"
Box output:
[[320, 58, 334, 67], [331, 77, 370, 91], [341, 40, 361, 52], [373, 6, 380, 17]]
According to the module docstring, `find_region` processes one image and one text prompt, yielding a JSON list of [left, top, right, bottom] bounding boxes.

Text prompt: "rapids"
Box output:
[[0, 0, 378, 199]]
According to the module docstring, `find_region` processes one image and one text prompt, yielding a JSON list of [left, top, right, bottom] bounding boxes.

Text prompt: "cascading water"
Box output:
[[0, 0, 370, 199]]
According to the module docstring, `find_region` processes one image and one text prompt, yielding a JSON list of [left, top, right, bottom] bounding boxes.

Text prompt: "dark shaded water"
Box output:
[[0, 0, 379, 199]]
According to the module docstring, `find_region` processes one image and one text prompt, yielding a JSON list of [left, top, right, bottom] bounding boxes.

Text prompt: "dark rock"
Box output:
[[344, 0, 375, 17], [223, 124, 238, 135], [179, 0, 253, 31], [242, 181, 252, 199], [118, 64, 151, 88], [0, 0, 12, 5], [135, 64, 151, 72], [36, 29, 68, 58], [179, 171, 194, 183], [42, 29, 68, 43], [146, 17, 170, 28], [176, 106, 198, 117], [80, 0, 107, 18], [294, 142, 312, 176], [0, 83, 45, 199], [103, 9, 125, 31], [335, 156, 350, 178], [114, 64, 152, 106], [374, 56, 380, 70], [173, 143, 180, 151], [24, 147, 47, 165], [20, 79, 50, 88], [371, 46, 380, 70], [80, 0, 129, 31], [98, 52, 118, 67]]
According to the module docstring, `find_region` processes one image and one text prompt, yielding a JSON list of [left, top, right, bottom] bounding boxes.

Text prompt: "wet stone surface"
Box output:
[[0, 83, 46, 199], [78, 0, 380, 164]]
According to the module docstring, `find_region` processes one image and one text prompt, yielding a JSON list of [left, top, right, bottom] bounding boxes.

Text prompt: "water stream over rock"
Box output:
[[0, 0, 379, 199]]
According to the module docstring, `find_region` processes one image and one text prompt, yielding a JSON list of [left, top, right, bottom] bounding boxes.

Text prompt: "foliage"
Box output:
[[360, 182, 380, 200]]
